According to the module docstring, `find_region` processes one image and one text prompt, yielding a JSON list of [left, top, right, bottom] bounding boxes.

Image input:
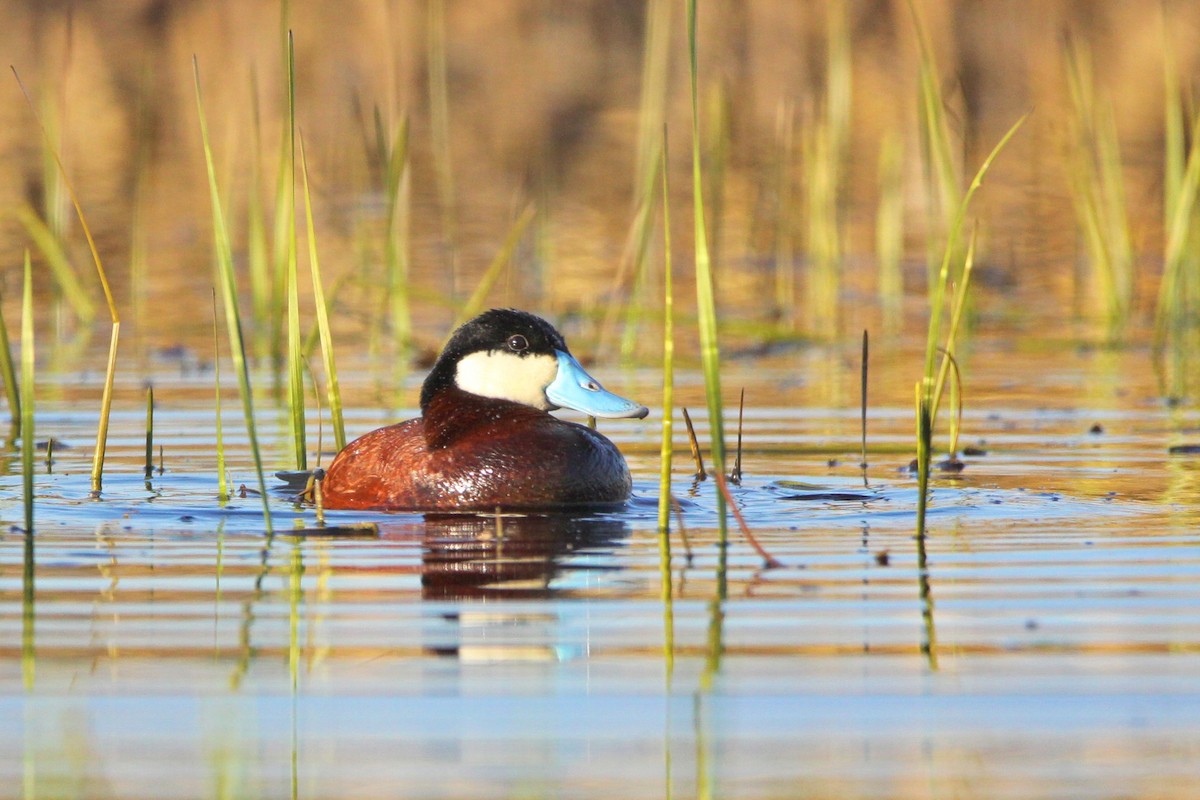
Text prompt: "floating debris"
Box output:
[[1168, 444, 1200, 455], [286, 522, 380, 538]]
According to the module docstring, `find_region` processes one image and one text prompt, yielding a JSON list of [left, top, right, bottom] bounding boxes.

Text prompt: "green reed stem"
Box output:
[[931, 228, 978, 419], [0, 276, 18, 436], [922, 116, 1027, 404], [298, 132, 346, 451], [909, 2, 962, 289], [917, 117, 1025, 542], [284, 32, 306, 471], [687, 0, 727, 549], [657, 132, 675, 537], [194, 57, 274, 535], [13, 67, 121, 497], [21, 252, 35, 689], [21, 252, 35, 536], [144, 386, 154, 479], [213, 291, 228, 501]]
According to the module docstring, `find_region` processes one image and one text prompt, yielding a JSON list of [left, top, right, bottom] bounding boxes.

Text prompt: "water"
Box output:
[[4, 3, 1200, 795], [2, 336, 1198, 799]]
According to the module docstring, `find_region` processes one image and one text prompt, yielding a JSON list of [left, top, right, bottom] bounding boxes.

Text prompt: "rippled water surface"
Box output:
[[2, 338, 1199, 800]]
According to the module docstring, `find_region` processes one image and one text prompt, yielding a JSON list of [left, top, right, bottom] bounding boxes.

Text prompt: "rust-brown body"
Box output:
[[321, 387, 632, 511]]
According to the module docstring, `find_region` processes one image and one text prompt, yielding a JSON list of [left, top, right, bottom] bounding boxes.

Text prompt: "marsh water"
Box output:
[[4, 1, 1200, 798], [2, 326, 1198, 799]]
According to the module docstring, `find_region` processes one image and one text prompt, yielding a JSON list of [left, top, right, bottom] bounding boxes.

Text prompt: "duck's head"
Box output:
[[420, 308, 650, 419]]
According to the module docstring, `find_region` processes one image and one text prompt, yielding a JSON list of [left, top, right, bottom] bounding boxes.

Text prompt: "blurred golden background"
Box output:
[[1, 0, 1198, 355]]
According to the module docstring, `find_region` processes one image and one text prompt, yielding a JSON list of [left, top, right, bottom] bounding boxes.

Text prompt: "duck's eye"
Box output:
[[506, 334, 529, 352]]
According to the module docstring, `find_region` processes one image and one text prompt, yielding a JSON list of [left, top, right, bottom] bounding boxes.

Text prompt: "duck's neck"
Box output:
[[421, 386, 545, 450]]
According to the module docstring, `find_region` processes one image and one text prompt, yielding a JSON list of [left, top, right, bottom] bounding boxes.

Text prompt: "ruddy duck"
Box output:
[[320, 308, 649, 511]]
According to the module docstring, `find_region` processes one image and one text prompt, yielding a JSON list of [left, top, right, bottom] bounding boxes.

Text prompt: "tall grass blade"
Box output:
[[194, 57, 274, 535], [13, 67, 121, 497], [0, 274, 18, 435], [144, 386, 154, 479], [916, 118, 1025, 544], [298, 132, 346, 451], [21, 251, 36, 689], [213, 291, 228, 501], [687, 0, 728, 549], [21, 252, 35, 536], [657, 132, 674, 537], [908, 2, 962, 289], [284, 32, 306, 472], [655, 128, 676, 680]]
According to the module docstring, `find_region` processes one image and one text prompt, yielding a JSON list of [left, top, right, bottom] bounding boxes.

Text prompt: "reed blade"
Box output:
[[194, 57, 274, 534], [298, 132, 346, 451], [13, 67, 121, 495], [0, 269, 19, 435], [687, 0, 727, 541], [657, 130, 675, 537], [284, 32, 307, 471], [21, 251, 35, 689], [21, 252, 35, 536]]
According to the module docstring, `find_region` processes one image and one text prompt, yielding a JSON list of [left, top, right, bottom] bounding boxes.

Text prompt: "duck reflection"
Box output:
[[383, 512, 630, 599]]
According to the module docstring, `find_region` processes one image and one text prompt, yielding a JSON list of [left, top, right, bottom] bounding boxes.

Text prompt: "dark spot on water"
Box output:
[[36, 438, 71, 450], [827, 458, 838, 468], [179, 515, 196, 522], [1168, 443, 1200, 455], [1089, 423, 1104, 434], [963, 445, 988, 456], [874, 550, 890, 566], [1025, 619, 1039, 630], [937, 457, 965, 473]]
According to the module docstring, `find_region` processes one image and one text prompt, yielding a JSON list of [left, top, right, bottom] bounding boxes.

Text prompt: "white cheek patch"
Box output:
[[455, 350, 559, 409]]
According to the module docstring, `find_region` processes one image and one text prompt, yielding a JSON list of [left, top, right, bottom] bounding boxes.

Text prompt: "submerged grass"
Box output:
[[194, 57, 274, 534]]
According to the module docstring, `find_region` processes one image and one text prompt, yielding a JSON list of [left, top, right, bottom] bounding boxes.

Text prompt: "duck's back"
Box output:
[[320, 407, 632, 511]]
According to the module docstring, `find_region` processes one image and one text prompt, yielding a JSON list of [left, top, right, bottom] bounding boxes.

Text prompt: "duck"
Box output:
[[320, 308, 649, 511]]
